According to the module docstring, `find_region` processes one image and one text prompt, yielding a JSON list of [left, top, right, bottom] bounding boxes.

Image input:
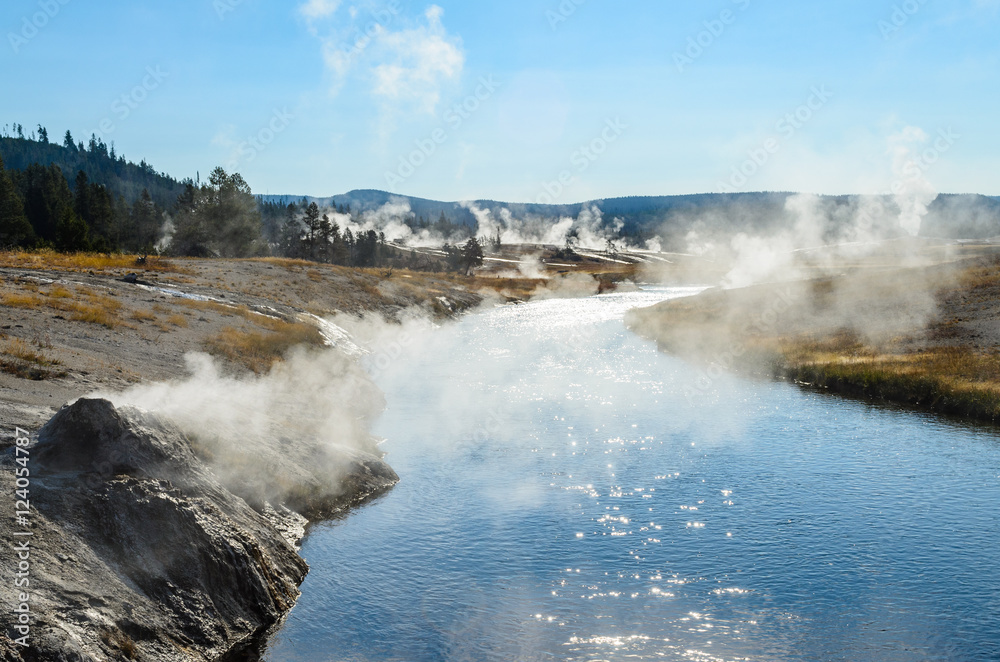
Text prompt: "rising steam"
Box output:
[[93, 342, 390, 508], [675, 127, 948, 290], [888, 126, 939, 237], [462, 201, 629, 251]]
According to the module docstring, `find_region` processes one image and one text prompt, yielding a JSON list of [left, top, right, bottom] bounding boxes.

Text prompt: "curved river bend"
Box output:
[[265, 288, 1000, 662]]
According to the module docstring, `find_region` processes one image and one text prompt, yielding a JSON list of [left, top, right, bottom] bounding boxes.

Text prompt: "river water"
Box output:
[[264, 287, 1000, 662]]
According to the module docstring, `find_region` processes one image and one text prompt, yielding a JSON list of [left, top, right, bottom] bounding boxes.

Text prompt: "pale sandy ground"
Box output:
[[0, 258, 483, 435]]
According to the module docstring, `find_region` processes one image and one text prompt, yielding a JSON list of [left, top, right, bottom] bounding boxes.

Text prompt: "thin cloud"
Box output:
[[371, 6, 464, 114], [300, 0, 342, 20], [301, 2, 464, 120]]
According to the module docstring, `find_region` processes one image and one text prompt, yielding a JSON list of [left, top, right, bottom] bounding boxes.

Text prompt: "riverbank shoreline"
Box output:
[[0, 396, 401, 662], [0, 249, 634, 661], [0, 253, 503, 433], [0, 249, 650, 432], [626, 252, 1000, 425], [0, 253, 506, 661]]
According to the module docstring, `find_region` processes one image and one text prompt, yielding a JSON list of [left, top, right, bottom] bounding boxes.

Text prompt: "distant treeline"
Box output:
[[7, 125, 995, 262], [0, 125, 191, 254], [0, 125, 186, 209], [260, 198, 479, 270], [0, 128, 471, 271]]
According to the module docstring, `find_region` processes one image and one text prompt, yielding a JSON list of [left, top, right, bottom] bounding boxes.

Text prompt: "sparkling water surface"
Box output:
[[264, 288, 1000, 662]]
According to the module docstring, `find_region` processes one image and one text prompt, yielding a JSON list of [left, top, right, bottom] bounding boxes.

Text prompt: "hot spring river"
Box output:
[[264, 287, 1000, 662]]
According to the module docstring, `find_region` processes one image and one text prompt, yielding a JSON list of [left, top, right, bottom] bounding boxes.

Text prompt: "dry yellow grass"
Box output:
[[379, 267, 548, 301], [66, 292, 125, 329], [2, 285, 127, 329], [204, 320, 325, 373], [783, 343, 1000, 420], [167, 314, 188, 328], [629, 257, 1000, 422], [955, 260, 1000, 291], [65, 303, 117, 328], [242, 259, 551, 308], [176, 299, 288, 328], [347, 272, 384, 300], [0, 337, 64, 380], [773, 261, 1000, 420], [131, 309, 158, 322], [472, 276, 548, 299], [0, 249, 181, 273], [3, 338, 50, 364], [100, 630, 138, 660], [1, 291, 45, 309]]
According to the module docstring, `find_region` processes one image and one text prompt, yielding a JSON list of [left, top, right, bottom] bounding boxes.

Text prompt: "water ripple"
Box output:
[[264, 288, 1000, 662]]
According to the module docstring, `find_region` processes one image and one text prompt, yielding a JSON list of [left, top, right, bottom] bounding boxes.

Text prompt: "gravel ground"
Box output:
[[0, 257, 485, 435]]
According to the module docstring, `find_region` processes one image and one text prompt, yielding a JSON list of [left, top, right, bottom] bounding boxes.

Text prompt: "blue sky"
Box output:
[[2, 0, 998, 202]]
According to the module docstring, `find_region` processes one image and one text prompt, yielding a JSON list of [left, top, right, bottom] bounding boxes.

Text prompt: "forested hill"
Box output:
[[0, 129, 400, 266], [263, 189, 1000, 244], [3, 123, 999, 257], [0, 131, 187, 210], [260, 190, 793, 234], [262, 190, 486, 229]]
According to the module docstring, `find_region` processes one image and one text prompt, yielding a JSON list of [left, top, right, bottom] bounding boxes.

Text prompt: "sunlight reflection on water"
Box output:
[[265, 287, 1000, 662]]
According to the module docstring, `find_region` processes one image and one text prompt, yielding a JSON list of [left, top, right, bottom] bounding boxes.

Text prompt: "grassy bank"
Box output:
[[781, 339, 1000, 421], [627, 255, 1000, 424]]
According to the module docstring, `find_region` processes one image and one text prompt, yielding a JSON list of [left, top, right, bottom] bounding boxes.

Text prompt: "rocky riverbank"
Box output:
[[0, 254, 499, 660], [0, 250, 643, 661], [0, 397, 398, 661]]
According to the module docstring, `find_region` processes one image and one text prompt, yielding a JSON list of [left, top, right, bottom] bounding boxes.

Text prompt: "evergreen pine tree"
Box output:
[[129, 189, 159, 252], [55, 207, 90, 252], [0, 155, 35, 248], [462, 237, 484, 275], [303, 202, 321, 258]]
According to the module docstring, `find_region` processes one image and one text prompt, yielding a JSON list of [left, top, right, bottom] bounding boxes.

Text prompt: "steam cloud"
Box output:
[[462, 201, 629, 251], [643, 126, 967, 350], [888, 126, 938, 237], [297, 199, 470, 247], [677, 127, 951, 290], [294, 198, 647, 255], [93, 343, 389, 507]]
